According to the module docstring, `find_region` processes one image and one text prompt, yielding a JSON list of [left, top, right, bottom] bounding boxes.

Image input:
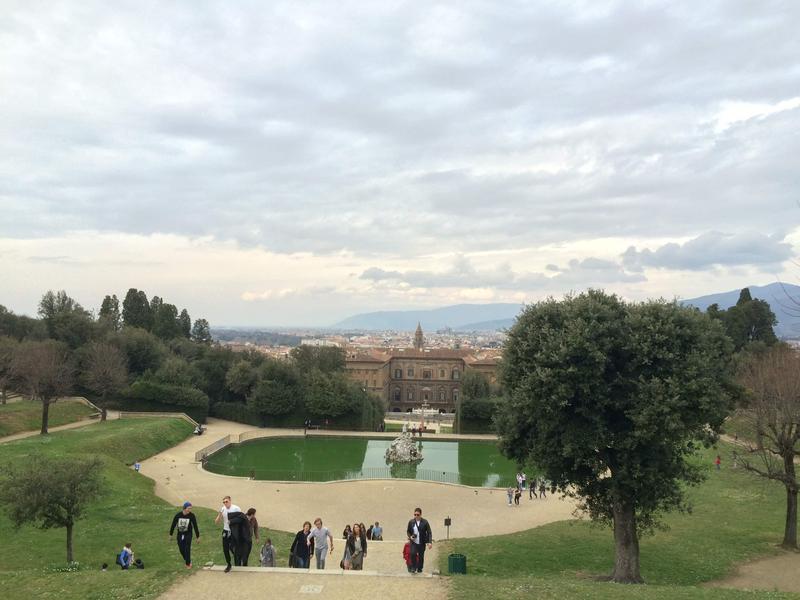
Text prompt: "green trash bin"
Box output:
[[448, 553, 467, 574]]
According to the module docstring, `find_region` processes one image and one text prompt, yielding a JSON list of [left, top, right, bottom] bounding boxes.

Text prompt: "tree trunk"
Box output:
[[41, 398, 50, 435], [611, 500, 644, 583], [782, 453, 797, 549], [66, 522, 74, 563]]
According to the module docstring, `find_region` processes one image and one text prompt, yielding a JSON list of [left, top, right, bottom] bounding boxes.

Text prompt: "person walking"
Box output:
[[520, 471, 527, 490], [372, 521, 383, 541], [346, 523, 368, 570], [169, 501, 200, 569], [307, 517, 334, 570], [290, 521, 313, 568], [506, 486, 514, 506], [241, 508, 260, 566], [406, 507, 432, 574], [538, 479, 547, 499], [715, 455, 721, 470], [214, 495, 241, 573], [514, 487, 521, 506], [529, 479, 538, 500]]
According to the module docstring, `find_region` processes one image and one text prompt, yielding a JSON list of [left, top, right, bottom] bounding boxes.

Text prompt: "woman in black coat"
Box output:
[[345, 523, 368, 570], [290, 521, 313, 568]]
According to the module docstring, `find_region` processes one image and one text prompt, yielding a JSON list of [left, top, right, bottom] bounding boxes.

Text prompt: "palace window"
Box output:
[[407, 389, 414, 401], [439, 368, 445, 378], [394, 369, 402, 379], [407, 368, 414, 377], [439, 388, 445, 401], [453, 390, 459, 403], [423, 369, 432, 379], [393, 388, 401, 402], [452, 369, 460, 380]]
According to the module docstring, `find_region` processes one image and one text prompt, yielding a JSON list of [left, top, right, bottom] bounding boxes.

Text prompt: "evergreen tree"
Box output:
[[191, 318, 212, 344], [98, 294, 121, 331], [178, 309, 192, 339], [122, 288, 153, 330]]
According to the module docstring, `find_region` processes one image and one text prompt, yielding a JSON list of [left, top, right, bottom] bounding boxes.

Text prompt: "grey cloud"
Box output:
[[0, 1, 799, 257], [622, 231, 793, 272]]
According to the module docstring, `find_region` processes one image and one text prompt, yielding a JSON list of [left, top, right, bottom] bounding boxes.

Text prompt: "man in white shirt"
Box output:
[[306, 517, 334, 569], [406, 507, 432, 573], [214, 495, 241, 572]]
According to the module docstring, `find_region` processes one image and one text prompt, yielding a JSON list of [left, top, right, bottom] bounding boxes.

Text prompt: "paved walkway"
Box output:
[[0, 402, 115, 445], [141, 418, 578, 543]]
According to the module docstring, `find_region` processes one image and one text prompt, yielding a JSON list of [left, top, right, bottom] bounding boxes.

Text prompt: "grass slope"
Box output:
[[438, 443, 798, 599], [0, 399, 97, 437], [0, 418, 295, 600]]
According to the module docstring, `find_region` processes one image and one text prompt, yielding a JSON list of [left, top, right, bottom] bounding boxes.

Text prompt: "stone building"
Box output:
[[345, 324, 499, 413]]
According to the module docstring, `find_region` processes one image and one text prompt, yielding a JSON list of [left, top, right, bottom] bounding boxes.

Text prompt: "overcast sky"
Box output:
[[1, 0, 798, 327]]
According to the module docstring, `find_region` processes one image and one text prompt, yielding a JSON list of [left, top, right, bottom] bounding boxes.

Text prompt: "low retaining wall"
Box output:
[[118, 410, 199, 428]]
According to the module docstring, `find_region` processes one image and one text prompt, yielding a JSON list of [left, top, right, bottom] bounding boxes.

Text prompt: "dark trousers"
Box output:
[[177, 532, 193, 566], [410, 542, 426, 572], [222, 530, 234, 566], [241, 540, 252, 566]]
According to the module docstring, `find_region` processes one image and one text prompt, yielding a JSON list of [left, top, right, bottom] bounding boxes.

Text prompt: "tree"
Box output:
[[0, 455, 102, 562], [191, 318, 212, 344], [98, 294, 121, 331], [152, 302, 180, 340], [11, 340, 74, 434], [290, 345, 345, 373], [82, 342, 128, 421], [225, 359, 258, 399], [304, 369, 358, 418], [736, 345, 800, 549], [497, 291, 735, 583], [0, 336, 19, 404], [178, 309, 192, 339], [708, 288, 778, 352], [247, 360, 300, 420], [38, 290, 95, 348], [461, 369, 491, 401], [111, 327, 166, 377], [121, 288, 152, 330], [0, 305, 43, 340]]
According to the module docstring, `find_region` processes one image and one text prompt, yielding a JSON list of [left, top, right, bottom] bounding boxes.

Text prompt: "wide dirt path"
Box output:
[[140, 418, 578, 540], [706, 551, 800, 594]]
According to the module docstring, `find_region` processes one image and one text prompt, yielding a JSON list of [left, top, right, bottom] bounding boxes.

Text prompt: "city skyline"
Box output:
[[2, 2, 799, 326]]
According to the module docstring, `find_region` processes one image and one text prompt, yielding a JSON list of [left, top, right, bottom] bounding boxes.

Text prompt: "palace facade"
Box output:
[[344, 324, 499, 413]]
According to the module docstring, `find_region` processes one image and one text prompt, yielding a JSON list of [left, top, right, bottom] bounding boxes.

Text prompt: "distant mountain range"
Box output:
[[331, 303, 523, 332], [331, 282, 800, 338]]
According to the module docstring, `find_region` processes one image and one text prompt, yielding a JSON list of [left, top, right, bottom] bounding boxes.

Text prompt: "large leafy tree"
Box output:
[[708, 288, 778, 352], [152, 302, 181, 340], [497, 291, 735, 583], [736, 345, 800, 549], [121, 288, 153, 330], [10, 340, 75, 434], [98, 294, 121, 331], [290, 345, 345, 373], [111, 327, 166, 376], [0, 455, 102, 562], [38, 290, 95, 348], [191, 318, 212, 344], [247, 359, 301, 419]]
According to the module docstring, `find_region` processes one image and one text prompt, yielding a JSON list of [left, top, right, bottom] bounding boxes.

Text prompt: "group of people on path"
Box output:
[[507, 472, 549, 506], [166, 496, 433, 575]]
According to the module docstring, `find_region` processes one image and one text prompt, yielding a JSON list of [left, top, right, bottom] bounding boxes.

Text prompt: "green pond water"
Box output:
[[204, 437, 520, 487]]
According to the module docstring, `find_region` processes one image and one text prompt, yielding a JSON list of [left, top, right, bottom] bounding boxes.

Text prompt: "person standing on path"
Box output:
[[214, 495, 241, 573], [406, 507, 432, 574], [307, 517, 334, 569], [169, 501, 200, 569], [506, 486, 514, 506], [346, 523, 368, 570]]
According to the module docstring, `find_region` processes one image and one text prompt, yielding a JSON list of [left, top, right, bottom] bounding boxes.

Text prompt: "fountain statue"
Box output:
[[385, 431, 423, 464]]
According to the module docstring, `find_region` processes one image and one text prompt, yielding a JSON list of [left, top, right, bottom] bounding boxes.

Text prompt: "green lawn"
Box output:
[[0, 418, 295, 600], [0, 399, 97, 437], [438, 443, 798, 599]]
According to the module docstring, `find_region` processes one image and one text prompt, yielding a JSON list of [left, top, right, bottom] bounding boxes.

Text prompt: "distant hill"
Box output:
[[455, 318, 516, 332], [682, 282, 800, 339], [331, 303, 523, 331]]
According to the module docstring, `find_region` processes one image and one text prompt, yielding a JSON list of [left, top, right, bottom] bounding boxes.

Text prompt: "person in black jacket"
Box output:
[[345, 523, 368, 570], [406, 507, 433, 573], [226, 510, 252, 567], [290, 521, 313, 568], [169, 501, 200, 568]]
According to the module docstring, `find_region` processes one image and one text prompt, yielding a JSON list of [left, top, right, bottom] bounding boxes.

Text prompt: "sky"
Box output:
[[1, 0, 799, 327]]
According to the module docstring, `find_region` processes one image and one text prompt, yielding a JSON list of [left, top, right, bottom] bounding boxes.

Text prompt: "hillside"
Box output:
[[331, 303, 522, 331]]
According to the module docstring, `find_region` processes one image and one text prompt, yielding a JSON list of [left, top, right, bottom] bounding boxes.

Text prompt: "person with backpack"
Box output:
[[169, 501, 200, 569], [117, 543, 134, 569]]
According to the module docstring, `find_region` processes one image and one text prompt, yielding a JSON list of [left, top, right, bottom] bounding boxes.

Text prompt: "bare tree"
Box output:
[[737, 345, 800, 549], [11, 340, 74, 434], [82, 342, 128, 421], [0, 336, 19, 405]]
